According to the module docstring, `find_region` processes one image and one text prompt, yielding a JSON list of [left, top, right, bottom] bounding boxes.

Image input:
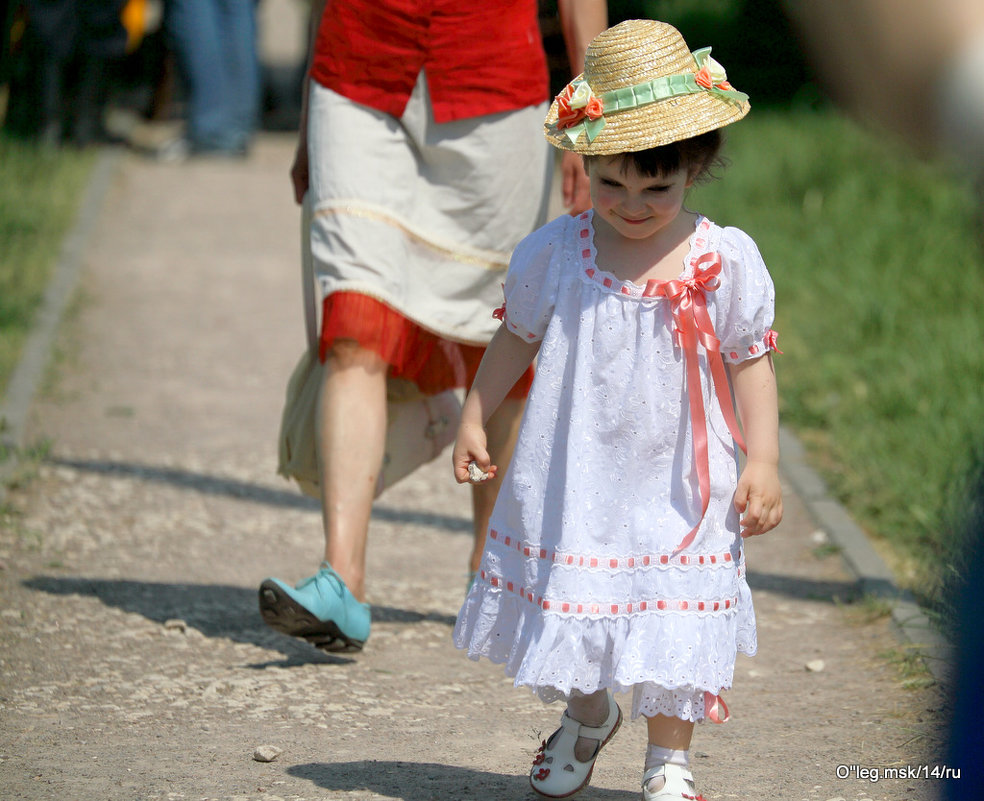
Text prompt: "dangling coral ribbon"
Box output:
[[653, 252, 747, 555], [704, 691, 730, 724]]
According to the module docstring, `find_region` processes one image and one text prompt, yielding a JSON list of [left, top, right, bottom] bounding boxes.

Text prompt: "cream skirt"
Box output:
[[306, 73, 552, 346]]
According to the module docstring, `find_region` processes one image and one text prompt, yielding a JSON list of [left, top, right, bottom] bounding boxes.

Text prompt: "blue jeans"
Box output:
[[166, 0, 259, 152]]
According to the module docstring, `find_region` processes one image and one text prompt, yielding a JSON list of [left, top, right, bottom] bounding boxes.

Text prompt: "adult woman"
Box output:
[[259, 0, 607, 651]]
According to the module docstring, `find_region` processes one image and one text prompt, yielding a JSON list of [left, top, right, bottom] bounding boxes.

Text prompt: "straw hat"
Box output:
[[544, 19, 750, 155]]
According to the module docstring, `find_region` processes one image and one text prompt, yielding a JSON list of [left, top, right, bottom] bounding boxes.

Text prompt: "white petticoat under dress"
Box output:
[[453, 210, 778, 722]]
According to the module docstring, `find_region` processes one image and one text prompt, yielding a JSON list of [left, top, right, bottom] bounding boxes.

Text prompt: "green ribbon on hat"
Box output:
[[558, 47, 749, 146]]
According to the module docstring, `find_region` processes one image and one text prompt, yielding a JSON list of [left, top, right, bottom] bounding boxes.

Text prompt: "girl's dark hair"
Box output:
[[586, 129, 726, 182]]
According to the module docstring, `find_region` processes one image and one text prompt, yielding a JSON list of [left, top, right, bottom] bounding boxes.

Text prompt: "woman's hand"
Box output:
[[734, 460, 783, 537], [452, 422, 497, 484], [561, 150, 591, 214], [290, 135, 310, 205]]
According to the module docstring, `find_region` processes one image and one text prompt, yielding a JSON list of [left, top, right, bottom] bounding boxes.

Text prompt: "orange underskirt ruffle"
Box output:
[[319, 291, 533, 399]]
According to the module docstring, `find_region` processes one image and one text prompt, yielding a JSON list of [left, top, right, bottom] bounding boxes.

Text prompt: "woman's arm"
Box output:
[[290, 0, 329, 204], [557, 0, 607, 69], [729, 354, 783, 537], [452, 326, 541, 483], [556, 0, 607, 213]]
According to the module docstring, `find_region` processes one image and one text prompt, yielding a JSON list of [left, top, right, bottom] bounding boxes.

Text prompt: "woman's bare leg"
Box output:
[[317, 339, 388, 602]]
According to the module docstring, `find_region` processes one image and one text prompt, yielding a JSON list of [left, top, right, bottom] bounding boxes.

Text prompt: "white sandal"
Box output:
[[641, 763, 706, 801], [529, 693, 622, 798]]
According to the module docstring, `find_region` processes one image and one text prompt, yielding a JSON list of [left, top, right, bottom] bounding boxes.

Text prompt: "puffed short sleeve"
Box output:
[[500, 216, 566, 343], [714, 226, 778, 364]]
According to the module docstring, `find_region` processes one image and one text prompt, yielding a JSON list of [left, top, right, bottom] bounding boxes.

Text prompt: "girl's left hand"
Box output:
[[734, 460, 783, 538]]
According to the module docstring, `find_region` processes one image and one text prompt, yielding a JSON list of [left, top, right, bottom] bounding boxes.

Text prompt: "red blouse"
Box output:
[[310, 0, 549, 123]]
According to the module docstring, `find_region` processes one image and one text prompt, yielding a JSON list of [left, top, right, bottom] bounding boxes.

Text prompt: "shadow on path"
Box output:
[[288, 761, 637, 801], [22, 576, 456, 665], [746, 569, 857, 604], [38, 456, 861, 608], [47, 456, 472, 533]]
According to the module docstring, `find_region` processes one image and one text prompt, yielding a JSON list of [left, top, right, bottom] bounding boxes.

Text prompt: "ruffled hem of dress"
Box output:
[[453, 580, 756, 722], [320, 291, 533, 398]]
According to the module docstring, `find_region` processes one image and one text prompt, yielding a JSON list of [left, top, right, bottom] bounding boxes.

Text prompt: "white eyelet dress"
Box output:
[[453, 210, 777, 722]]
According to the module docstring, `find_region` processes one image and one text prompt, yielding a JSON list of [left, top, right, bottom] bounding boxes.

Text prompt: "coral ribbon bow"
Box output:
[[654, 252, 747, 554]]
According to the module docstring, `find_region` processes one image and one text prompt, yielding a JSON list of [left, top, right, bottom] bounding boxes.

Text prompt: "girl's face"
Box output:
[[588, 156, 695, 242]]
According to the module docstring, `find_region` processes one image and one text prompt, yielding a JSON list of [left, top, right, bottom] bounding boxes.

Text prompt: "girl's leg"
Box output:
[[469, 397, 524, 574], [317, 339, 389, 602], [645, 714, 694, 750], [644, 715, 696, 794], [529, 688, 621, 797], [567, 689, 614, 761]]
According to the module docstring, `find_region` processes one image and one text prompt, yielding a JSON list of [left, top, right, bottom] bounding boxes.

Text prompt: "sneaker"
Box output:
[[258, 563, 370, 651]]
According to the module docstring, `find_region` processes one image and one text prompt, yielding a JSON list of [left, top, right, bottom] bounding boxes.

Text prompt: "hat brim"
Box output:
[[544, 88, 750, 155]]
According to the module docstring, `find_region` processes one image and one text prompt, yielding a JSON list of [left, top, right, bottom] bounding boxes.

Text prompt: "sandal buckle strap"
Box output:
[[573, 719, 615, 739]]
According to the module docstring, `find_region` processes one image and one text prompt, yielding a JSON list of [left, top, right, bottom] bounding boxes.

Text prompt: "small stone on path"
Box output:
[[806, 659, 826, 672], [253, 745, 283, 763]]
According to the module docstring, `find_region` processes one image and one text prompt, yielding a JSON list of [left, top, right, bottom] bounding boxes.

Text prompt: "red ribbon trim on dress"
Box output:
[[650, 252, 747, 554], [492, 282, 507, 321]]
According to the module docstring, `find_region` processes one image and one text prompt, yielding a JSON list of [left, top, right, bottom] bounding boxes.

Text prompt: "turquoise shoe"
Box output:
[[258, 563, 370, 651]]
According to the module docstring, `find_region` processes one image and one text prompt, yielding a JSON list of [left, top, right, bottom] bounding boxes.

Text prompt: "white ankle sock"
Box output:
[[644, 747, 691, 794], [644, 745, 689, 772]]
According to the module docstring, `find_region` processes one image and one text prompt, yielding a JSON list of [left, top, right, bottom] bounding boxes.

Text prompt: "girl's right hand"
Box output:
[[452, 422, 497, 484]]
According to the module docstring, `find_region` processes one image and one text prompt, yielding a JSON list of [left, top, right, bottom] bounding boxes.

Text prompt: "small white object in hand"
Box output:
[[468, 462, 492, 483]]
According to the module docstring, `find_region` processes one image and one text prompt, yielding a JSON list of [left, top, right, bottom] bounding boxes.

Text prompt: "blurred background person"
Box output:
[[159, 0, 259, 158], [6, 0, 128, 146], [782, 0, 984, 191]]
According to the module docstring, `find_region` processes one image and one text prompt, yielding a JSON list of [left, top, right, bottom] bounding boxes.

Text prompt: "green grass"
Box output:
[[0, 133, 94, 398], [879, 644, 937, 690], [690, 108, 984, 611]]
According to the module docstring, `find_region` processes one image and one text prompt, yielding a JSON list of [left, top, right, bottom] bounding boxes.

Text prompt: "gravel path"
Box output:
[[0, 135, 947, 801]]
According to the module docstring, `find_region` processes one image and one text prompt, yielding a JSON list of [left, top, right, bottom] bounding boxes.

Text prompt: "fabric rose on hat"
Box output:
[[695, 51, 733, 91], [556, 79, 605, 130]]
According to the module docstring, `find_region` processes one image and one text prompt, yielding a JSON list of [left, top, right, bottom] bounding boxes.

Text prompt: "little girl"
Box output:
[[452, 19, 783, 801]]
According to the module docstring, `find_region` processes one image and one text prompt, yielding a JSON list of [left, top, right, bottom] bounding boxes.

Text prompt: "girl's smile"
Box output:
[[588, 157, 695, 242], [586, 154, 701, 284]]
